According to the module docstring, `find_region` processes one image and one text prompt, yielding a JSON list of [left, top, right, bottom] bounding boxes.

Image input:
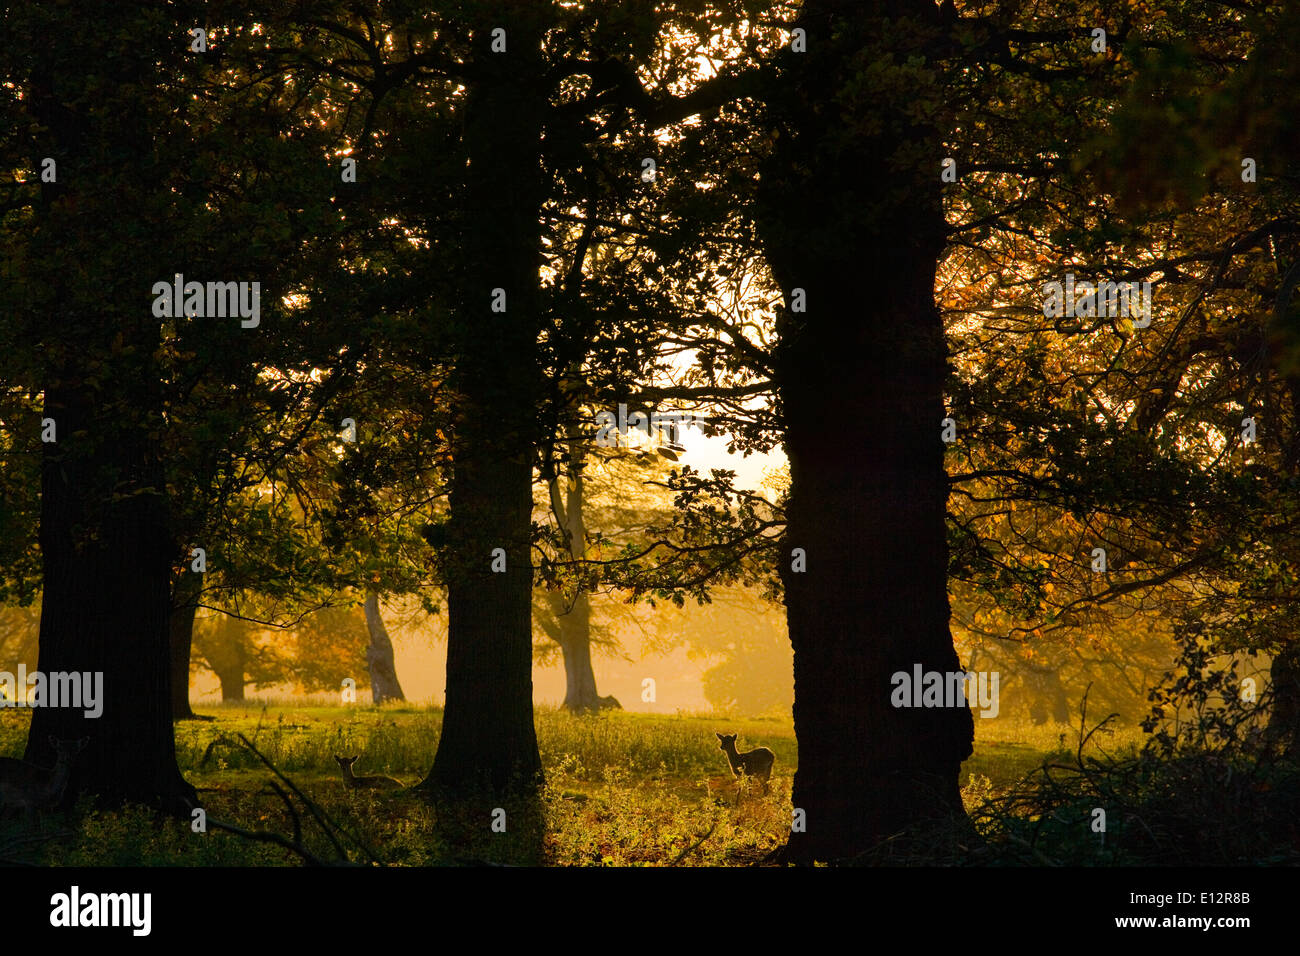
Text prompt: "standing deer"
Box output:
[[333, 755, 404, 790], [0, 736, 90, 827], [715, 732, 775, 798]]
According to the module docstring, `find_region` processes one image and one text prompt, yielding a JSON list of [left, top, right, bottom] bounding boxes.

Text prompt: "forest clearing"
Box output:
[[8, 703, 1260, 867], [2, 6, 1299, 942]]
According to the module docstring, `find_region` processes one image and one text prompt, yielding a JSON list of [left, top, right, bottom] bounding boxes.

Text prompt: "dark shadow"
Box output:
[[418, 782, 546, 866]]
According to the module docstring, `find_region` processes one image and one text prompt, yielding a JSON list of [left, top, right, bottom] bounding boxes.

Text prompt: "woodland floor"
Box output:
[[0, 705, 1145, 866]]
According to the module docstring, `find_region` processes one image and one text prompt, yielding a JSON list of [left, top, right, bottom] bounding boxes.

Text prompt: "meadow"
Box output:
[[0, 702, 1150, 866]]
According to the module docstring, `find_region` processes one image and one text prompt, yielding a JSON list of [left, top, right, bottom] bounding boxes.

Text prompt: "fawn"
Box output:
[[715, 732, 775, 795], [334, 755, 404, 791], [0, 736, 90, 826]]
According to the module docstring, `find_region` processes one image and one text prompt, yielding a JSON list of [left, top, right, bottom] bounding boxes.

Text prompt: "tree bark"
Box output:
[[364, 591, 405, 704], [28, 383, 196, 813], [1270, 378, 1300, 756], [215, 667, 246, 703], [1266, 641, 1300, 758], [205, 613, 250, 703], [547, 434, 618, 714], [558, 602, 596, 713], [759, 0, 973, 863], [547, 589, 606, 714], [22, 18, 195, 813], [423, 8, 545, 795]]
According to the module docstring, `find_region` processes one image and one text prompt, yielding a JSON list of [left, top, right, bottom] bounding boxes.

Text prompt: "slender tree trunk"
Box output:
[[170, 571, 202, 720], [424, 8, 545, 795], [759, 0, 972, 863], [547, 435, 617, 714], [549, 591, 597, 713], [364, 591, 405, 704], [558, 602, 596, 713]]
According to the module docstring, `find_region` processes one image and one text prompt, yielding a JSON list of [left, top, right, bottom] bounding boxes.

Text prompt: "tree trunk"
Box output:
[[28, 383, 197, 814], [558, 601, 596, 713], [364, 591, 405, 704], [22, 26, 195, 812], [549, 591, 597, 714], [170, 571, 202, 720], [1270, 378, 1300, 756], [423, 8, 545, 795], [208, 614, 248, 703], [759, 0, 972, 863], [1026, 660, 1071, 726], [216, 667, 246, 703], [1266, 641, 1300, 758], [548, 434, 618, 714]]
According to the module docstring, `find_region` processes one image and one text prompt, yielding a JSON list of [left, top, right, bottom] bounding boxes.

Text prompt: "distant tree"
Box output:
[[192, 610, 294, 704], [691, 592, 791, 717], [192, 598, 384, 704], [363, 592, 406, 704]]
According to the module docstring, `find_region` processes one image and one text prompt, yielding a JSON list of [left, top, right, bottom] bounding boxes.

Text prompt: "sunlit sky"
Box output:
[[675, 420, 784, 496]]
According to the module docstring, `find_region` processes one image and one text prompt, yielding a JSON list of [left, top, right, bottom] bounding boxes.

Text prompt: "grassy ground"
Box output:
[[0, 703, 1145, 866]]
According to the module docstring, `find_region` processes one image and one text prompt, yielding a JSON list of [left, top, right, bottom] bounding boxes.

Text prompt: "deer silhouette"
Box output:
[[715, 732, 775, 797], [0, 736, 90, 827]]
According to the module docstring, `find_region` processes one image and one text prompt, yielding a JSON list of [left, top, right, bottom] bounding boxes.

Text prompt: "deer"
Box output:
[[333, 755, 404, 791], [715, 732, 775, 799], [0, 736, 90, 827]]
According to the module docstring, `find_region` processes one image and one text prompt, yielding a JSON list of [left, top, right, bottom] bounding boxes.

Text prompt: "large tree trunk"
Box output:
[[28, 383, 196, 814], [170, 571, 202, 720], [759, 0, 973, 863], [22, 20, 195, 813], [423, 8, 545, 795], [364, 591, 405, 704]]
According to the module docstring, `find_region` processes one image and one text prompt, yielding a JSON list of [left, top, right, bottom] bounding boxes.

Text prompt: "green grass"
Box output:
[[967, 713, 1146, 790], [0, 705, 1140, 866]]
